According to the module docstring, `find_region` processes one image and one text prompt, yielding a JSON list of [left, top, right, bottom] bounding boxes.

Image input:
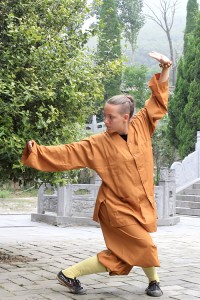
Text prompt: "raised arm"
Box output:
[[131, 51, 172, 137], [148, 51, 172, 82]]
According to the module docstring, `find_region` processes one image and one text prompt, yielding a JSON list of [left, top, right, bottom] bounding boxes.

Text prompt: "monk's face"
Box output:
[[104, 103, 129, 134]]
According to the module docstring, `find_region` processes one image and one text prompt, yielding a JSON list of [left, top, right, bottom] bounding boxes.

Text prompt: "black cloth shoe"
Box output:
[[145, 280, 163, 297], [57, 271, 86, 294]]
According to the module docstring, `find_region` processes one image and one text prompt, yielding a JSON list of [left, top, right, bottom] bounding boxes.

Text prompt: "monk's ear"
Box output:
[[123, 113, 129, 121]]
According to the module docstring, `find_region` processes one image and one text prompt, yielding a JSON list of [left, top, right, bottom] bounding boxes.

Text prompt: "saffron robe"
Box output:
[[21, 73, 168, 270]]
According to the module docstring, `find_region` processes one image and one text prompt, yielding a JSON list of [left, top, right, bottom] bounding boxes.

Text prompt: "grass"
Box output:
[[74, 188, 90, 195], [0, 186, 38, 213], [0, 190, 11, 198], [0, 187, 38, 198], [12, 188, 38, 198]]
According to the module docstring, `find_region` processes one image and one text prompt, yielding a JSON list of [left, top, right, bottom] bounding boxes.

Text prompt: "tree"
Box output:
[[0, 0, 110, 185], [184, 0, 199, 53], [168, 1, 199, 158], [176, 12, 200, 157], [96, 0, 122, 100], [145, 0, 179, 85], [152, 116, 177, 185], [93, 0, 145, 62], [167, 58, 189, 149], [116, 0, 145, 62], [121, 65, 149, 109]]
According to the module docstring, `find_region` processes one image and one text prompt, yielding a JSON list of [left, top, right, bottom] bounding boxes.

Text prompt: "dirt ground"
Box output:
[[0, 197, 37, 214], [0, 251, 37, 264], [0, 196, 38, 262]]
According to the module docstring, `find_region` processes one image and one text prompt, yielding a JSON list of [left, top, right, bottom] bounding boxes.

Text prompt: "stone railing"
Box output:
[[32, 183, 100, 226], [31, 167, 180, 227], [171, 131, 200, 190], [155, 168, 179, 225]]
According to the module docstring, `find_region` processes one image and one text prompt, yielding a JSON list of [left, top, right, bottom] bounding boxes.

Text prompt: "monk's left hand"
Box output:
[[27, 140, 34, 153]]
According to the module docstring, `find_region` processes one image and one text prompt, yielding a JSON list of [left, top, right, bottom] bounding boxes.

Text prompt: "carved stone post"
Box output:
[[57, 185, 72, 217], [159, 168, 176, 218], [195, 131, 200, 150], [95, 174, 102, 185], [195, 131, 200, 178], [91, 115, 97, 133], [156, 167, 180, 226], [37, 184, 45, 214], [154, 186, 164, 219], [37, 184, 57, 214]]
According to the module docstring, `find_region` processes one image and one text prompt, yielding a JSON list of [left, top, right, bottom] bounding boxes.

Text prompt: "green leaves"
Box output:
[[96, 0, 122, 100], [168, 10, 200, 159], [116, 0, 144, 57], [0, 0, 108, 185], [184, 0, 199, 54], [122, 64, 149, 109], [152, 116, 177, 185]]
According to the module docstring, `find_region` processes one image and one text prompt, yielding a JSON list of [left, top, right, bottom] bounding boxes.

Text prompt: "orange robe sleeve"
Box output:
[[132, 73, 169, 136], [21, 137, 99, 172]]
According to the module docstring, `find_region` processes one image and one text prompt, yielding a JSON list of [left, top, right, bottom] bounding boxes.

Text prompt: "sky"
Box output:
[[134, 0, 200, 64]]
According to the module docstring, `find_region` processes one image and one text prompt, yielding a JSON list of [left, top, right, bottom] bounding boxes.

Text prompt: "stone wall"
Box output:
[[171, 131, 200, 189]]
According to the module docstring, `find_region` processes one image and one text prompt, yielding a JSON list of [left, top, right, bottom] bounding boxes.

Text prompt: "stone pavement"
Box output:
[[0, 214, 200, 300]]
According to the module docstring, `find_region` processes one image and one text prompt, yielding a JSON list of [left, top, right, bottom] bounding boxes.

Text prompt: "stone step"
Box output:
[[193, 183, 200, 189], [176, 200, 200, 209], [176, 207, 200, 216], [176, 194, 200, 202], [181, 188, 200, 196]]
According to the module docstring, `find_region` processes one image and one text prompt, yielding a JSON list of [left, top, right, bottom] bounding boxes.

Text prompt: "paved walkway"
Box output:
[[0, 214, 200, 299]]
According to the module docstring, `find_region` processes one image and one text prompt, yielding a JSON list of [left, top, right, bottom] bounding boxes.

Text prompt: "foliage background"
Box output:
[[0, 0, 117, 186], [168, 1, 200, 158]]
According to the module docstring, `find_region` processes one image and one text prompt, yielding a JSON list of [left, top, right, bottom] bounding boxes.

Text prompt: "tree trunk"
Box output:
[[131, 43, 135, 64], [166, 29, 176, 86]]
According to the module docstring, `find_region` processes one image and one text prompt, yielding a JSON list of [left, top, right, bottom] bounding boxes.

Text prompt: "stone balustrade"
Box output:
[[171, 131, 200, 190], [32, 183, 100, 226], [31, 167, 180, 227], [155, 168, 179, 225]]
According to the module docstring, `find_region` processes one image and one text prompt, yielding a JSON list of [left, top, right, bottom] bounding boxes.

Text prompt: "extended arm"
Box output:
[[22, 137, 101, 172]]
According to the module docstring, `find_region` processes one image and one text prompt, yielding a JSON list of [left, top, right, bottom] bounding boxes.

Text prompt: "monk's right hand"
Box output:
[[27, 140, 34, 153]]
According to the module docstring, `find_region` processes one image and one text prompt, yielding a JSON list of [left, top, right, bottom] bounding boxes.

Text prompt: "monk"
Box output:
[[21, 51, 172, 297]]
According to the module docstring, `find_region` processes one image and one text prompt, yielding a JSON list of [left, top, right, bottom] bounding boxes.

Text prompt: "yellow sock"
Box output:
[[62, 255, 108, 279], [142, 267, 160, 283]]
